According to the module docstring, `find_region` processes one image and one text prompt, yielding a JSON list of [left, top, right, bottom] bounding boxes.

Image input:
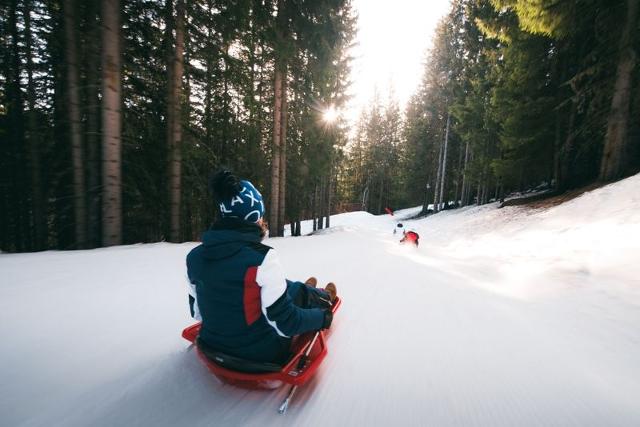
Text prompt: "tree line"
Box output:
[[347, 0, 640, 215], [0, 0, 355, 252], [3, 0, 639, 253]]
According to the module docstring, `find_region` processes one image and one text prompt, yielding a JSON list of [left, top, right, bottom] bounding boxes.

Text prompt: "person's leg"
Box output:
[[286, 280, 332, 309], [286, 280, 306, 307]]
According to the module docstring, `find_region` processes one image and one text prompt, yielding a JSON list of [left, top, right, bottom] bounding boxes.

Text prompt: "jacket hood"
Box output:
[[201, 218, 263, 260]]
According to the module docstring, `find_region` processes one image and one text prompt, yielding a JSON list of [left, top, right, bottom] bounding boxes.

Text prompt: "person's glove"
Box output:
[[322, 310, 333, 329]]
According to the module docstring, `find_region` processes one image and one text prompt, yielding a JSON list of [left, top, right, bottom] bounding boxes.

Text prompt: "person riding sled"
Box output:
[[400, 229, 420, 247], [186, 170, 337, 365]]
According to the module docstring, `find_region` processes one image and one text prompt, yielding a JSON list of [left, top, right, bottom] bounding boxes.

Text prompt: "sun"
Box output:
[[323, 106, 339, 123]]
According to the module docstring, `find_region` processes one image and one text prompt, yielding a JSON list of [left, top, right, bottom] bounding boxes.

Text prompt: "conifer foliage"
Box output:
[[0, 0, 355, 251], [346, 0, 640, 215]]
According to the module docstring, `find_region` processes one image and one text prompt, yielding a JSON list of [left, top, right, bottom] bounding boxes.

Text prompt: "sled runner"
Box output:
[[182, 297, 341, 413]]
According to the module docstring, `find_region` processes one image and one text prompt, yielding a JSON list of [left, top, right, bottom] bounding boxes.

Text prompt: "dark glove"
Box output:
[[322, 310, 333, 330]]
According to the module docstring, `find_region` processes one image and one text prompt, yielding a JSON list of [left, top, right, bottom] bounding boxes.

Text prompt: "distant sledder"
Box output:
[[400, 229, 420, 247], [182, 170, 340, 414], [393, 222, 404, 235]]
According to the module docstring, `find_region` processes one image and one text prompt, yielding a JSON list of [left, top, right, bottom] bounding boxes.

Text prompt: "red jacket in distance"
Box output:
[[401, 231, 419, 246]]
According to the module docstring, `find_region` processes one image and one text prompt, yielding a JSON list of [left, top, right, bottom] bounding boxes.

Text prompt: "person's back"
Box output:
[[186, 171, 334, 364], [187, 219, 292, 363]]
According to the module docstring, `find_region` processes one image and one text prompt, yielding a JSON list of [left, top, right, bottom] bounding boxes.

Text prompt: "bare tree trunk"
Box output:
[[454, 137, 464, 207], [85, 0, 101, 247], [460, 140, 470, 207], [483, 167, 491, 205], [24, 0, 46, 250], [463, 150, 473, 206], [7, 0, 28, 251], [376, 175, 384, 214], [204, 0, 213, 144], [277, 66, 288, 236], [312, 188, 317, 231], [269, 65, 282, 236], [553, 105, 563, 191], [270, 0, 289, 237], [560, 101, 577, 190], [326, 168, 333, 228], [438, 113, 450, 210], [101, 0, 122, 246], [362, 176, 370, 211], [422, 172, 432, 213], [433, 133, 444, 212], [318, 179, 325, 230], [221, 43, 230, 163], [168, 0, 185, 242], [64, 0, 87, 249], [600, 0, 639, 181]]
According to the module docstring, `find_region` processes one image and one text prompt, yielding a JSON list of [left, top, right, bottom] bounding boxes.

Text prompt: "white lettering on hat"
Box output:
[[245, 190, 259, 206], [219, 203, 232, 213], [230, 195, 244, 206], [244, 210, 261, 222]]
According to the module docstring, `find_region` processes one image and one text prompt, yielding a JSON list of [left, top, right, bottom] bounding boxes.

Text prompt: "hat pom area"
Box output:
[[209, 170, 242, 202]]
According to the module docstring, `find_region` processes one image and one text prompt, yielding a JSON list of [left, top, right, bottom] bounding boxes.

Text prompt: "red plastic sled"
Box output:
[[182, 297, 341, 391]]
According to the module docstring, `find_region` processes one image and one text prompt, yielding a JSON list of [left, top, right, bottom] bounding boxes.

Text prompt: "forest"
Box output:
[[1, 0, 639, 252]]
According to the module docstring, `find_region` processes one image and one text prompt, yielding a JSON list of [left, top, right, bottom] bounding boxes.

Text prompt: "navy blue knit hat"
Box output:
[[218, 180, 265, 222], [210, 170, 265, 223]]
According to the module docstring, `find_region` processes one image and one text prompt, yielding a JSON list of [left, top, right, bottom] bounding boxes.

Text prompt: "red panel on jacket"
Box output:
[[244, 266, 261, 325]]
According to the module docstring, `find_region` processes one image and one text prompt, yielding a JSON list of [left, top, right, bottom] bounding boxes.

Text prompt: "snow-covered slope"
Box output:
[[1, 174, 639, 426]]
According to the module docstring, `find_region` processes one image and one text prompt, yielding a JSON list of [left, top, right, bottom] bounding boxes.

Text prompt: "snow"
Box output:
[[2, 174, 640, 426]]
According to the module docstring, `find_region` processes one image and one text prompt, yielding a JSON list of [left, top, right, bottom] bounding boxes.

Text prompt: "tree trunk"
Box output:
[[85, 0, 101, 248], [312, 187, 317, 231], [433, 132, 444, 212], [460, 140, 470, 207], [454, 136, 464, 207], [101, 0, 122, 246], [269, 65, 283, 236], [422, 172, 432, 213], [326, 168, 333, 228], [64, 0, 87, 249], [599, 0, 639, 181], [553, 104, 563, 191], [168, 0, 185, 242], [277, 65, 288, 236], [24, 0, 46, 250], [376, 174, 384, 214], [362, 176, 369, 211], [438, 113, 450, 210], [560, 101, 577, 190], [6, 0, 27, 251], [317, 179, 325, 230]]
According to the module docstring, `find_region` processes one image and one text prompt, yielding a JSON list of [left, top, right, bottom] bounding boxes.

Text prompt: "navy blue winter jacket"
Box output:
[[186, 218, 325, 363]]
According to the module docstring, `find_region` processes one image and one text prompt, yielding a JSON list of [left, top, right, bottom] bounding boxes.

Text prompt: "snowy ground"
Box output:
[[2, 174, 640, 426]]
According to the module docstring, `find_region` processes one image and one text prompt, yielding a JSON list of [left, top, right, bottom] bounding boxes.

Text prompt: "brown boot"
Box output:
[[305, 277, 318, 288], [324, 282, 337, 303]]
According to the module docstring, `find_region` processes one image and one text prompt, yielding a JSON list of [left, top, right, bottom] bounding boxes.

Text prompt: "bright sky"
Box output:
[[346, 0, 451, 122]]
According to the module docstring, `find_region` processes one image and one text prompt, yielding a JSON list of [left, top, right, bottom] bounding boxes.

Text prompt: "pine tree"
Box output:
[[167, 0, 186, 242], [63, 0, 87, 248], [101, 0, 122, 246]]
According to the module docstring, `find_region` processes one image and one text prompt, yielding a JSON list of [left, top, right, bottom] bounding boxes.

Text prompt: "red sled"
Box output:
[[181, 297, 341, 413]]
